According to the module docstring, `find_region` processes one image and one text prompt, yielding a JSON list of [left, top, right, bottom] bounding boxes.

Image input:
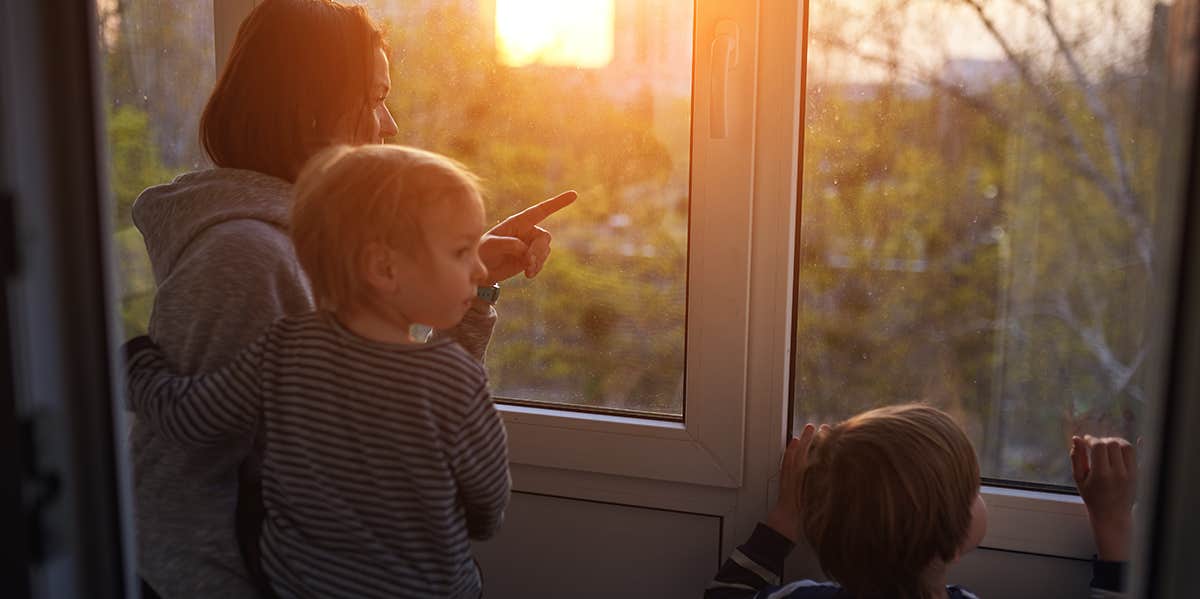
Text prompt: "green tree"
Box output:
[[98, 0, 213, 336], [106, 105, 171, 336], [384, 5, 687, 412], [796, 0, 1172, 485]]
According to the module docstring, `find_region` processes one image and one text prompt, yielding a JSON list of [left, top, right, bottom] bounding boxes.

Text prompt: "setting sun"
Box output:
[[495, 0, 614, 68]]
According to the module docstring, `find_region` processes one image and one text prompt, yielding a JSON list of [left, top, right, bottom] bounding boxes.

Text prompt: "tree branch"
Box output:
[[810, 32, 1143, 236], [1041, 0, 1142, 243], [956, 0, 1151, 270]]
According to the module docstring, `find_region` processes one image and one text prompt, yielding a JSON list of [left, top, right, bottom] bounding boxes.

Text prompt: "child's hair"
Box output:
[[291, 144, 482, 311], [800, 404, 980, 599], [201, 0, 387, 182]]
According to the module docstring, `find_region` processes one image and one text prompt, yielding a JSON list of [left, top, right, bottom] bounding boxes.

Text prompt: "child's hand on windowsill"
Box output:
[[766, 423, 819, 542], [1071, 435, 1137, 562]]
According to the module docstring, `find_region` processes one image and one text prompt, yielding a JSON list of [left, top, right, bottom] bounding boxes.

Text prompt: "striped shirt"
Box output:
[[706, 524, 981, 599], [707, 523, 1126, 599], [125, 311, 511, 599]]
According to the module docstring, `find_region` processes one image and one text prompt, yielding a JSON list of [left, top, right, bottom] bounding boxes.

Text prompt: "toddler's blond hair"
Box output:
[[291, 144, 482, 311], [800, 404, 980, 599]]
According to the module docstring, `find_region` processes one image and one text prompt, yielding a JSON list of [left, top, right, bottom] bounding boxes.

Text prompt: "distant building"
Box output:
[[942, 58, 1017, 95], [603, 0, 693, 100]]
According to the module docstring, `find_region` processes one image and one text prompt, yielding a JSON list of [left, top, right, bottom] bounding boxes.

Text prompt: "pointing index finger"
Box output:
[[506, 190, 577, 230]]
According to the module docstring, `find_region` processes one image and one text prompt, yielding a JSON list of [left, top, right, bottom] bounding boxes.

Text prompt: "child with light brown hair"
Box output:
[[123, 145, 573, 598], [707, 404, 1134, 598]]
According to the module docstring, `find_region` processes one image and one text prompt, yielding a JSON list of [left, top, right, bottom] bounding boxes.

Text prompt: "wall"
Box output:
[[474, 492, 722, 598], [476, 492, 1094, 598]]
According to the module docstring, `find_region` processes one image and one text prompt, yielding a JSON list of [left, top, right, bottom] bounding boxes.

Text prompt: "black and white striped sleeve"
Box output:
[[124, 333, 265, 447], [449, 378, 510, 541], [706, 523, 794, 599]]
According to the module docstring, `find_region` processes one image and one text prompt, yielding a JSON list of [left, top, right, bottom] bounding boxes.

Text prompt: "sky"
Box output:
[[805, 0, 1157, 83], [492, 0, 1160, 83], [94, 0, 1161, 83], [495, 0, 615, 67]]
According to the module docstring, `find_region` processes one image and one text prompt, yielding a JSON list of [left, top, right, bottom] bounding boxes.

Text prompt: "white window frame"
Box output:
[[497, 0, 761, 488], [209, 0, 1100, 562]]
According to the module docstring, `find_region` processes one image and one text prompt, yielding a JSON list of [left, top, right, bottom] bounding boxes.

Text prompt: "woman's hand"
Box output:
[[766, 423, 819, 542], [1071, 435, 1137, 561], [479, 190, 577, 284]]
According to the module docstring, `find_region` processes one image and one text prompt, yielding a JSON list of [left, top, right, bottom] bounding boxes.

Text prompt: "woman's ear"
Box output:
[[360, 241, 398, 294]]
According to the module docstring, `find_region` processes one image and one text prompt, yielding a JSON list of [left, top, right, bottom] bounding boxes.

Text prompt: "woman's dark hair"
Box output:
[[200, 0, 386, 182]]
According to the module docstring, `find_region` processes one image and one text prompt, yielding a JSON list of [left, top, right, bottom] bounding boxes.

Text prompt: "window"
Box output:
[[96, 0, 216, 337], [364, 0, 693, 418], [91, 0, 1198, 565], [793, 0, 1187, 489], [102, 0, 761, 488]]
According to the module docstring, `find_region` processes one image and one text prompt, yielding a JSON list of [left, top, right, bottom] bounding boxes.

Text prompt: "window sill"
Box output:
[[497, 403, 688, 436], [980, 485, 1093, 559], [496, 403, 740, 488]]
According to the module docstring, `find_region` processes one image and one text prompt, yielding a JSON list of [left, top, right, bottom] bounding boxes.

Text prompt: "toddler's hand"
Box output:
[[1071, 435, 1136, 561], [766, 423, 818, 542]]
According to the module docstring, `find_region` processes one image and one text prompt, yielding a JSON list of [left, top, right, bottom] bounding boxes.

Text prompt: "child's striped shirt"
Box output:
[[125, 311, 510, 599], [707, 523, 1126, 599]]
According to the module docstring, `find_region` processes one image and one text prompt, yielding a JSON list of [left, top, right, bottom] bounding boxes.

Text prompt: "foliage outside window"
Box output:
[[794, 0, 1181, 487], [367, 0, 693, 416], [99, 0, 693, 418], [97, 0, 215, 338]]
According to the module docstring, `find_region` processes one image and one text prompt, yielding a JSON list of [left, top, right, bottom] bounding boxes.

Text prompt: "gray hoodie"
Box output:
[[131, 168, 497, 597], [131, 168, 313, 599]]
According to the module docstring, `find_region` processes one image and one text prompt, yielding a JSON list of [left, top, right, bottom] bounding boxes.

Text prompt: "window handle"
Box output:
[[709, 20, 739, 139]]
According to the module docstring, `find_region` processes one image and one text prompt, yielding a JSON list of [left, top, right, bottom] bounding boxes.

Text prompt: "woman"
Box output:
[[130, 1, 573, 597]]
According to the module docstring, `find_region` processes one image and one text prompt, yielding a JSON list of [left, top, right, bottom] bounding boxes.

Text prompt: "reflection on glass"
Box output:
[[372, 0, 693, 416], [794, 0, 1192, 486], [96, 0, 216, 337]]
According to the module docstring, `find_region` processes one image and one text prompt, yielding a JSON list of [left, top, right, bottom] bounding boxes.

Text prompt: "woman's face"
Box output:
[[340, 47, 399, 144]]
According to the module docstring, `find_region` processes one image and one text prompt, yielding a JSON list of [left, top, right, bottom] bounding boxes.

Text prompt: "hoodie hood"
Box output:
[[133, 168, 293, 282]]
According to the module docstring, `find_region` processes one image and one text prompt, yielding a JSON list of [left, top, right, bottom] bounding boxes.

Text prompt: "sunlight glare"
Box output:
[[495, 0, 614, 68]]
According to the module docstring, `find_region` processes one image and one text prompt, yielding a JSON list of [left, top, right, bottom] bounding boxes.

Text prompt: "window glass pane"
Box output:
[[794, 0, 1192, 486], [367, 0, 692, 417], [96, 0, 215, 337]]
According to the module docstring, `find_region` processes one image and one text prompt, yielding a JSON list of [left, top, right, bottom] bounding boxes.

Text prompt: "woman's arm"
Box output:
[[432, 300, 496, 362], [432, 192, 577, 361], [125, 334, 266, 446]]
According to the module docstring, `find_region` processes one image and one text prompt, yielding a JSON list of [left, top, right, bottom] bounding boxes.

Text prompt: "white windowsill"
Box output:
[[495, 401, 740, 488], [496, 402, 687, 436], [979, 485, 1094, 559]]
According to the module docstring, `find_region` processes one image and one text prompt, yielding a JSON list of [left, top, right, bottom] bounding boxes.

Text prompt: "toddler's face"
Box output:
[[393, 193, 489, 329]]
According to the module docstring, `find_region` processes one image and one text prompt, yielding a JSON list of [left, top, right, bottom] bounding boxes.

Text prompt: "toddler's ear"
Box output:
[[955, 494, 988, 562], [360, 242, 399, 293]]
